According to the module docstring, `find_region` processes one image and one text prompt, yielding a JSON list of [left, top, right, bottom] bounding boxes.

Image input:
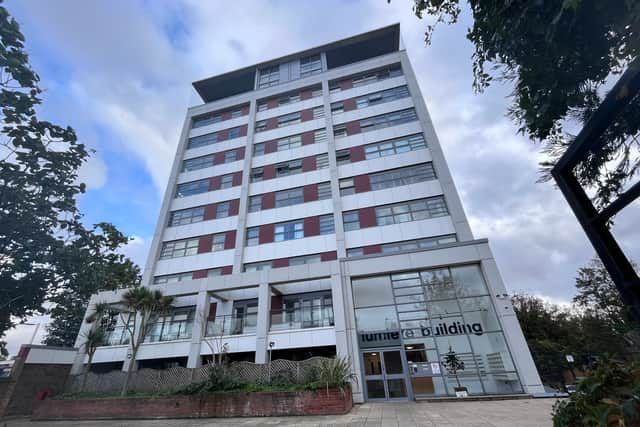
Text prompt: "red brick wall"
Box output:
[[32, 388, 353, 420]]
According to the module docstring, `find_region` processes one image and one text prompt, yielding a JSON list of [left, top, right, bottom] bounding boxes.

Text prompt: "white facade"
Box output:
[[74, 24, 543, 402]]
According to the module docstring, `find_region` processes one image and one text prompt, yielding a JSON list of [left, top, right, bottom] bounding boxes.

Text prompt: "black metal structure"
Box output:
[[551, 58, 640, 320]]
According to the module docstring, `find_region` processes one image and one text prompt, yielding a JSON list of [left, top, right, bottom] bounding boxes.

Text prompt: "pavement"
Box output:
[[2, 398, 560, 426]]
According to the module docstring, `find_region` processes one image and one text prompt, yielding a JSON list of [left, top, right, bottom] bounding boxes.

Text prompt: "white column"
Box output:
[[187, 291, 210, 368], [254, 282, 271, 363], [122, 312, 143, 372], [70, 295, 99, 375]]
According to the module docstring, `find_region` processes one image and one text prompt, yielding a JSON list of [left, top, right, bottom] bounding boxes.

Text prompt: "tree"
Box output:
[[44, 224, 140, 347], [79, 328, 106, 392], [0, 2, 88, 335], [106, 288, 174, 397], [442, 346, 465, 390], [0, 340, 7, 360], [399, 0, 640, 208]]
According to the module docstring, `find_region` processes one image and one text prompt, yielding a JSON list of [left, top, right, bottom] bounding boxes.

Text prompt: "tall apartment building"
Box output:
[[73, 24, 543, 401]]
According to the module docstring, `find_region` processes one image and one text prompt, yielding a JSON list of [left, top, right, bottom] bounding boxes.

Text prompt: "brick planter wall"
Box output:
[[32, 388, 352, 420]]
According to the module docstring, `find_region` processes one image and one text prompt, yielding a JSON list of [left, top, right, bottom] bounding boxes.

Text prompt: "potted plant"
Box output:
[[443, 346, 467, 397]]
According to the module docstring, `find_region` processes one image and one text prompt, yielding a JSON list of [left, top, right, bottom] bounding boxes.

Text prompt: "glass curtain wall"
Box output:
[[352, 264, 523, 396]]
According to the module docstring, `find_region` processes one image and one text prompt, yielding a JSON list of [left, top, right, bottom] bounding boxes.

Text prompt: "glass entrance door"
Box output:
[[362, 349, 408, 400]]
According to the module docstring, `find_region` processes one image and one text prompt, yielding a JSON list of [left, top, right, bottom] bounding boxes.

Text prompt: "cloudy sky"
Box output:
[[4, 0, 639, 355]]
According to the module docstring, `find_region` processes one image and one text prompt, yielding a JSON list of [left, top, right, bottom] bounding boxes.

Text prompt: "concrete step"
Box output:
[[415, 393, 532, 402]]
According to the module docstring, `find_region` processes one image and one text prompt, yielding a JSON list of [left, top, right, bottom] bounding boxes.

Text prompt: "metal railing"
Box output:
[[144, 320, 193, 343], [205, 314, 257, 337], [269, 305, 334, 331], [101, 326, 130, 346]]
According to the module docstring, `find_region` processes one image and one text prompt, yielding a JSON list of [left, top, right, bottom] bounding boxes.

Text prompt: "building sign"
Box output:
[[359, 322, 484, 348]]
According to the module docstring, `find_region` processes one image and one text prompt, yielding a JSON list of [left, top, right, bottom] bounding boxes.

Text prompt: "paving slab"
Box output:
[[2, 399, 560, 427]]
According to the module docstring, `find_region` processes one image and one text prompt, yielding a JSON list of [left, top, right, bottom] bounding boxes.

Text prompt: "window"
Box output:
[[257, 101, 268, 112], [365, 134, 427, 159], [254, 142, 266, 156], [250, 167, 264, 182], [176, 179, 209, 198], [168, 206, 204, 226], [317, 182, 332, 200], [343, 211, 360, 231], [224, 150, 238, 163], [216, 201, 230, 218], [312, 106, 324, 119], [300, 54, 322, 77], [246, 227, 259, 246], [230, 108, 243, 119], [160, 238, 199, 259], [276, 188, 304, 208], [182, 154, 214, 172], [314, 128, 327, 143], [244, 261, 272, 272], [355, 86, 410, 109], [277, 134, 302, 151], [359, 109, 418, 132], [336, 149, 351, 165], [319, 214, 335, 235], [375, 197, 449, 226], [192, 114, 221, 129], [259, 65, 280, 88], [278, 112, 301, 127], [220, 174, 234, 189], [249, 195, 262, 212], [228, 127, 241, 139], [255, 120, 268, 132], [331, 101, 344, 114], [369, 163, 437, 191], [289, 253, 322, 266], [339, 178, 355, 196], [212, 233, 226, 251], [208, 268, 222, 277], [380, 234, 458, 254], [333, 124, 347, 138], [188, 132, 218, 149], [279, 92, 300, 106], [346, 248, 364, 258], [153, 272, 193, 285], [311, 87, 322, 97], [329, 81, 341, 93], [351, 65, 403, 88], [274, 220, 304, 242], [276, 159, 302, 177], [316, 153, 329, 169]]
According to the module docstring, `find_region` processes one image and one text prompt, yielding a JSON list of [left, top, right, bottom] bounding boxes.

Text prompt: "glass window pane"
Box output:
[[352, 276, 393, 307]]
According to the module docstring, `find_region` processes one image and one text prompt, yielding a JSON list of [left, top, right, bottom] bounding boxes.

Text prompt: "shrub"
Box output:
[[315, 356, 358, 394], [552, 360, 640, 426]]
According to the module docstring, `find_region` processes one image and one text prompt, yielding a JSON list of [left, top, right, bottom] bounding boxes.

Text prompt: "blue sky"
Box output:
[[4, 0, 639, 354]]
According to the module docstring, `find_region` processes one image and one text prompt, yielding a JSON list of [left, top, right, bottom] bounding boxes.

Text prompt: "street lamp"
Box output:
[[267, 341, 275, 383]]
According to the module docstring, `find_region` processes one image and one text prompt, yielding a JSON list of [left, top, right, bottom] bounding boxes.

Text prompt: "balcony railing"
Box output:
[[145, 320, 193, 343], [270, 305, 334, 331], [205, 313, 257, 337], [101, 326, 130, 347]]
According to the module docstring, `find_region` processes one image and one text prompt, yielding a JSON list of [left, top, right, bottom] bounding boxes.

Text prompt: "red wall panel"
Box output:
[[203, 204, 217, 220], [358, 207, 378, 228], [209, 176, 221, 191], [267, 99, 279, 109], [350, 145, 366, 162], [302, 156, 316, 172], [261, 192, 275, 210], [198, 235, 213, 254], [345, 121, 361, 136], [272, 258, 289, 268], [224, 230, 236, 250], [213, 152, 225, 165], [300, 89, 313, 100], [221, 266, 233, 275], [265, 140, 278, 154], [320, 251, 338, 261], [237, 146, 246, 160], [304, 216, 320, 237], [300, 108, 313, 122], [193, 270, 208, 279], [218, 129, 229, 141], [353, 174, 371, 193], [241, 105, 250, 115], [239, 125, 248, 137], [266, 117, 278, 130], [229, 199, 240, 216], [339, 79, 353, 90], [363, 245, 382, 255], [343, 98, 357, 112], [259, 223, 274, 244], [303, 184, 318, 202], [263, 164, 276, 180], [232, 171, 243, 186], [301, 131, 315, 145], [208, 302, 217, 320], [221, 111, 232, 121]]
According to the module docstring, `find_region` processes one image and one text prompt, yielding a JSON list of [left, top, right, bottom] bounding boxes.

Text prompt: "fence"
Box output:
[[65, 357, 330, 395]]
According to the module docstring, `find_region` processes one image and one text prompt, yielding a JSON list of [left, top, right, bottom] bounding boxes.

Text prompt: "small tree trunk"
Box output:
[[120, 345, 139, 397], [80, 352, 94, 393]]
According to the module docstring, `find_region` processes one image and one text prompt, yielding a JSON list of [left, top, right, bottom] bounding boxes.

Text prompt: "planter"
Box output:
[[454, 386, 468, 398], [32, 388, 352, 420]]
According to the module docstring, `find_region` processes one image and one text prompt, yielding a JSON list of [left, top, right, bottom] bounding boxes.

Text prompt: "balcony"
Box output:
[[145, 320, 193, 343], [101, 326, 130, 347], [205, 313, 257, 337], [270, 304, 334, 331]]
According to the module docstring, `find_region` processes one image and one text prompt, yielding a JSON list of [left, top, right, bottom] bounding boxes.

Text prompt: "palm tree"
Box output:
[[79, 328, 106, 392], [118, 287, 174, 396]]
